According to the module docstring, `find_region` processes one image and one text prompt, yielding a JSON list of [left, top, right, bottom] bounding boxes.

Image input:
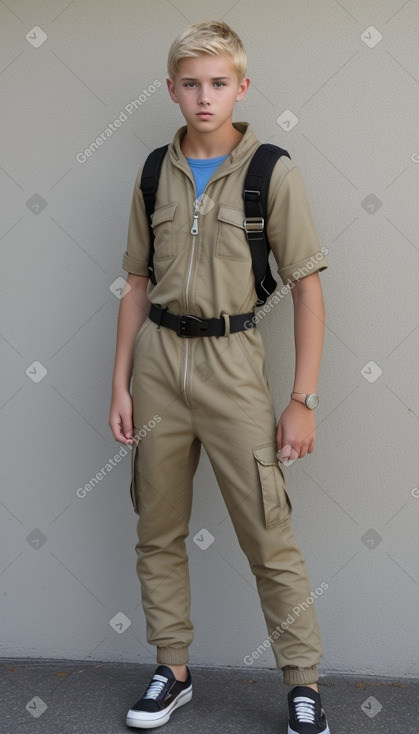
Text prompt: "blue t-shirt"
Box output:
[[186, 155, 228, 198]]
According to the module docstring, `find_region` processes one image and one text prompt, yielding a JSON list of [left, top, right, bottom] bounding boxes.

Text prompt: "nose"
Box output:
[[198, 84, 211, 106]]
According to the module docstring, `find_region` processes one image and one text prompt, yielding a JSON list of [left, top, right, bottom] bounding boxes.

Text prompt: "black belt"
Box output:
[[149, 304, 255, 337]]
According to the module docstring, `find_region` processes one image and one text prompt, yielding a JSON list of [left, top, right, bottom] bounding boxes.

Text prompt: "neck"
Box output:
[[181, 124, 243, 158]]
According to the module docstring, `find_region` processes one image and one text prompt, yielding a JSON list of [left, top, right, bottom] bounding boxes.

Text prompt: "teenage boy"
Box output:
[[109, 20, 330, 734]]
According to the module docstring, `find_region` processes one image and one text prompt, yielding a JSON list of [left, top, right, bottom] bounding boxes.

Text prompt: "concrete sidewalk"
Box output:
[[1, 659, 417, 733]]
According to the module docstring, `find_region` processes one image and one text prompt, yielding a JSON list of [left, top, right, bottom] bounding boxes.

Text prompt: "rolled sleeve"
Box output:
[[267, 160, 328, 284], [121, 251, 149, 275], [122, 166, 151, 275]]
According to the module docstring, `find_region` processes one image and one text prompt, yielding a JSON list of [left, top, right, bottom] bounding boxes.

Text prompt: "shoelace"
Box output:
[[293, 695, 316, 724], [143, 675, 168, 700]]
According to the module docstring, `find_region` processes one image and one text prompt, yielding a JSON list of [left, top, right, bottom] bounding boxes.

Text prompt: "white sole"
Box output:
[[288, 725, 330, 734], [126, 685, 192, 729]]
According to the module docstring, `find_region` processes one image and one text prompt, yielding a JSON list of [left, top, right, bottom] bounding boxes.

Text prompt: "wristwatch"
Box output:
[[291, 392, 319, 410]]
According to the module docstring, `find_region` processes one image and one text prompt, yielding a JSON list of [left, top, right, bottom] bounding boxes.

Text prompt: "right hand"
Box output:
[[109, 388, 134, 445]]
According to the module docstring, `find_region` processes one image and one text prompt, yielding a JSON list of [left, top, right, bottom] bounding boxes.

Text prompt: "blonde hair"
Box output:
[[167, 21, 247, 81]]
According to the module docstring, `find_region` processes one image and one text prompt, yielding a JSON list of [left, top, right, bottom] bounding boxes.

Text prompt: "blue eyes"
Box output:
[[183, 82, 226, 88]]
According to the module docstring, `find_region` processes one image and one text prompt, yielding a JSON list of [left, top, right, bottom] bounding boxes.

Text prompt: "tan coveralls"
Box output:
[[122, 123, 328, 686]]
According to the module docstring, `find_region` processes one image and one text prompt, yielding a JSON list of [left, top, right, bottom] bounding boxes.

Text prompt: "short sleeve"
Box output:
[[121, 166, 150, 276], [266, 159, 328, 284]]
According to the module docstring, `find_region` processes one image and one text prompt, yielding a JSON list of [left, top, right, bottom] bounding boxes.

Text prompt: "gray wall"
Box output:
[[1, 0, 418, 679]]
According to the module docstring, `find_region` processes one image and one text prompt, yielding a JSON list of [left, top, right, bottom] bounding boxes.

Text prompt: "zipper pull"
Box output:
[[190, 199, 200, 235]]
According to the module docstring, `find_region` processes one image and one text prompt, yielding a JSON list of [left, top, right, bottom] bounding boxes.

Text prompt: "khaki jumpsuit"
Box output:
[[122, 123, 328, 686]]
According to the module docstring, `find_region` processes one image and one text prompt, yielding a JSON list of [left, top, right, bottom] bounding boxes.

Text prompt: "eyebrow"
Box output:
[[180, 76, 231, 81]]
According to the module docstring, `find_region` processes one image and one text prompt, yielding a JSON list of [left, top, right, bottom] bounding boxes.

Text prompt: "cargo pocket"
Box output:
[[253, 443, 292, 529], [151, 202, 177, 260], [129, 441, 139, 515], [215, 204, 252, 260]]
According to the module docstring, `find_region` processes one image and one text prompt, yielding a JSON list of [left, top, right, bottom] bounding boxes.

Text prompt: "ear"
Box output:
[[166, 78, 179, 103], [235, 76, 250, 102]]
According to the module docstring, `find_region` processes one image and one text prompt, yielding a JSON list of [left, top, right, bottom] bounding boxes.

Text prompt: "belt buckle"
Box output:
[[178, 313, 208, 337]]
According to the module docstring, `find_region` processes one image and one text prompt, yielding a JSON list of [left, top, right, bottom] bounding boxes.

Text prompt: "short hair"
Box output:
[[167, 21, 247, 81]]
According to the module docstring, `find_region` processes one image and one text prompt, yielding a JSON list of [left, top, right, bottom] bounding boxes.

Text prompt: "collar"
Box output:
[[169, 122, 259, 170]]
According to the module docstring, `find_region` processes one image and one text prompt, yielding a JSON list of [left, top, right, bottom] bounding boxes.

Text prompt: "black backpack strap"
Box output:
[[243, 143, 291, 305], [139, 144, 169, 284]]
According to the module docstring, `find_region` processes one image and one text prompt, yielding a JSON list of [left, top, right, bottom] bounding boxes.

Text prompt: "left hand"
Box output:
[[277, 400, 316, 463]]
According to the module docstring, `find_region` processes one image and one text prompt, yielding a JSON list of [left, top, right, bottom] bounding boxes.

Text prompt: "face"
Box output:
[[167, 54, 250, 135]]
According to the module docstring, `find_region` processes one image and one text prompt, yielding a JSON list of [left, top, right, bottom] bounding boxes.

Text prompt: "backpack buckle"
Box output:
[[243, 188, 261, 202], [243, 217, 264, 233]]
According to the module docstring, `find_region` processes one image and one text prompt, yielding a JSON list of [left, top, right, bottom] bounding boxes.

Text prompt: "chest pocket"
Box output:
[[151, 203, 177, 260], [215, 204, 251, 261]]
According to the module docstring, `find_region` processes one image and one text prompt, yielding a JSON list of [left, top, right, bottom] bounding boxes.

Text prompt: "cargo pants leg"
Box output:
[[191, 329, 324, 686], [130, 319, 199, 666]]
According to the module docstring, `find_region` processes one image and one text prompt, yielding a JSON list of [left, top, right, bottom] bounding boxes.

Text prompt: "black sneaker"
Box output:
[[288, 686, 330, 734], [126, 665, 192, 729]]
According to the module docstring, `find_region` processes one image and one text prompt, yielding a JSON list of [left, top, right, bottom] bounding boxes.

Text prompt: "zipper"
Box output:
[[184, 239, 196, 313], [185, 197, 202, 309], [190, 198, 200, 235], [182, 196, 202, 406]]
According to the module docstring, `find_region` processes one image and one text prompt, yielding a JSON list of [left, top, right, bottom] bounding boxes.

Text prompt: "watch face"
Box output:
[[306, 394, 319, 409]]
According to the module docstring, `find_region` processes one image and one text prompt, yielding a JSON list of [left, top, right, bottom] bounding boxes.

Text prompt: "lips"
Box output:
[[196, 112, 213, 118]]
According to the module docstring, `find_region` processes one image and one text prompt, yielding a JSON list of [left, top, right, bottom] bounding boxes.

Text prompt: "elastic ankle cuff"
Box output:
[[156, 647, 189, 666], [283, 665, 319, 686]]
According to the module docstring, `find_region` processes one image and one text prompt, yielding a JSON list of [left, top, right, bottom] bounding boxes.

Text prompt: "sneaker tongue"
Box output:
[[293, 686, 319, 700], [155, 665, 175, 679]]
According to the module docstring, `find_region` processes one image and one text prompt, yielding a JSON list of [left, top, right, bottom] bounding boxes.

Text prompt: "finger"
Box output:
[[290, 446, 299, 460], [110, 424, 127, 444], [302, 431, 316, 456], [109, 414, 133, 445], [307, 435, 316, 454], [278, 444, 300, 466], [278, 444, 292, 464], [121, 417, 134, 443]]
